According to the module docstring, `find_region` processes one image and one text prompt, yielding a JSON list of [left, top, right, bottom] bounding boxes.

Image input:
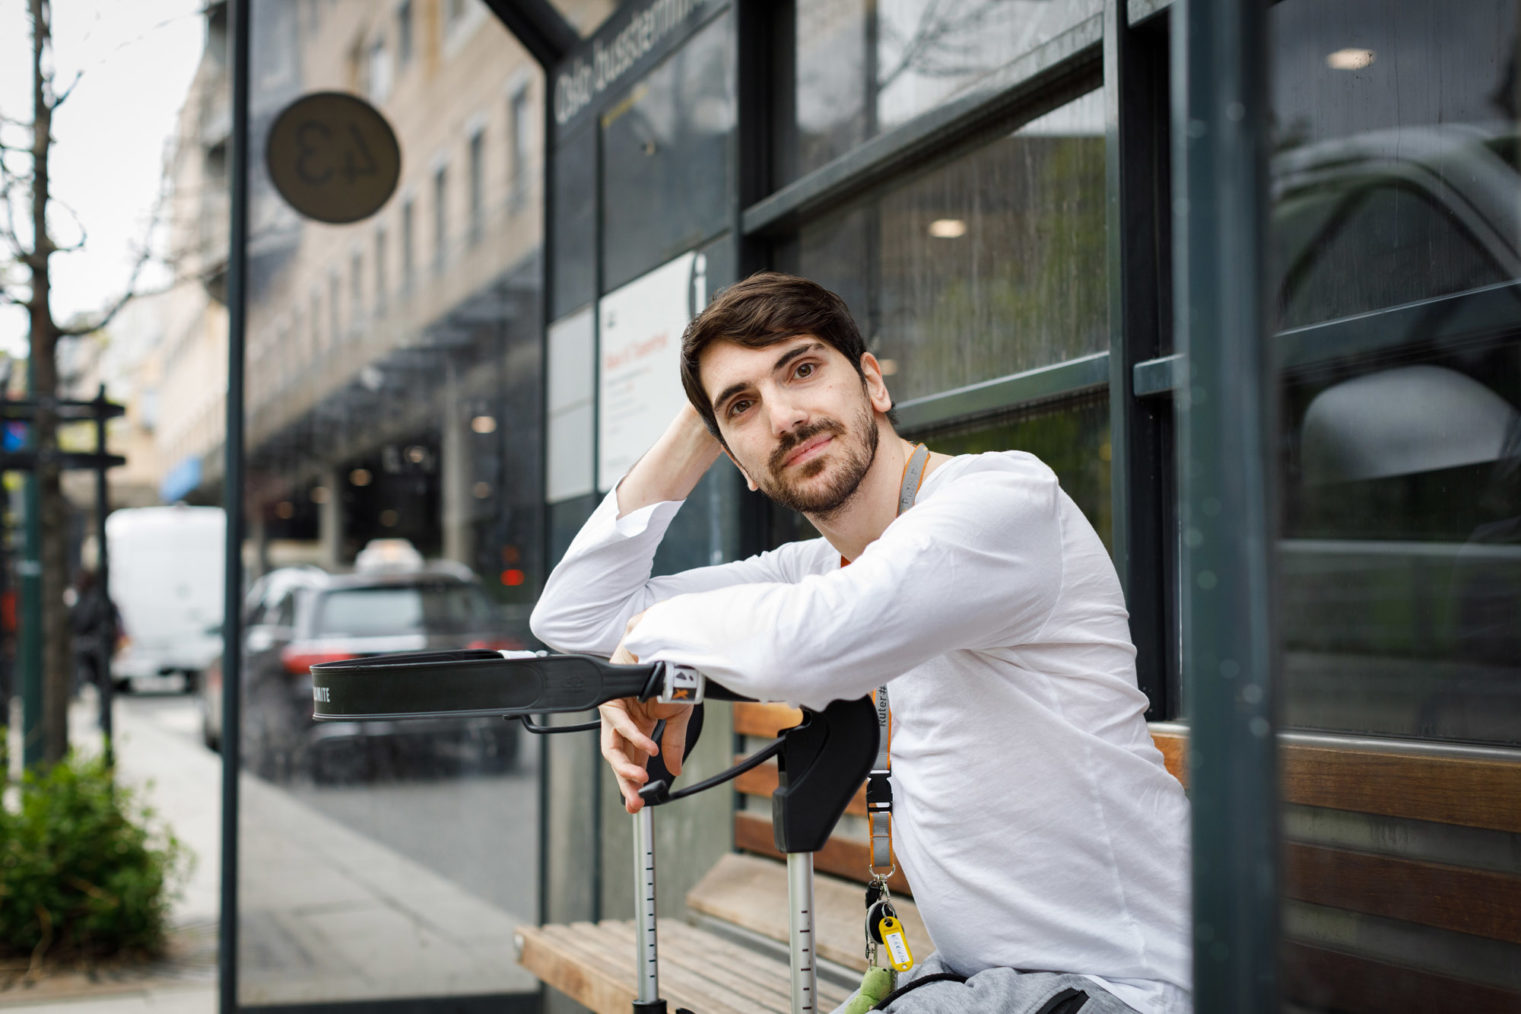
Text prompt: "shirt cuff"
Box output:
[[588, 485, 684, 539]]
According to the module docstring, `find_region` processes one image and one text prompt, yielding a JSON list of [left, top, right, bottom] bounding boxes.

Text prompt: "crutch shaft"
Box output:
[[787, 851, 818, 1014]]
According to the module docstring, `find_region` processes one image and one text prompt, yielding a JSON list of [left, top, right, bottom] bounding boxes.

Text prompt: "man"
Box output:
[[530, 273, 1191, 1014]]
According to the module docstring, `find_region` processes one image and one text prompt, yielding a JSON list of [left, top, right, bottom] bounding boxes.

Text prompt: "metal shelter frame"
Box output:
[[216, 0, 1287, 1009]]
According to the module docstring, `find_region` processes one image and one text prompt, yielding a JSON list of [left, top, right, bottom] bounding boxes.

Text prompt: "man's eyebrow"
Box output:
[[771, 341, 824, 375], [710, 342, 825, 412]]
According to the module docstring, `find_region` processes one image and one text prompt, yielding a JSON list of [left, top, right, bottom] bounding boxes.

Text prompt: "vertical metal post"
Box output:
[[1104, 0, 1175, 717], [631, 807, 660, 1007], [19, 366, 42, 769], [1172, 0, 1280, 1010], [219, 0, 251, 1010], [94, 385, 113, 767], [786, 851, 817, 1014]]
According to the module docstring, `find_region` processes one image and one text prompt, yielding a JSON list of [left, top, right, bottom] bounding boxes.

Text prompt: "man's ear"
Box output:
[[860, 353, 894, 415], [722, 445, 759, 491]]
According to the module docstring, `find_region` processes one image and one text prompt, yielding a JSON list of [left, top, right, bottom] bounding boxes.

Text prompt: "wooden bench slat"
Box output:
[[1148, 728, 1521, 833], [735, 701, 805, 738], [1284, 843, 1521, 944], [1283, 940, 1521, 1013], [735, 812, 913, 896], [518, 922, 643, 1014], [1282, 744, 1521, 833], [651, 921, 807, 1013], [521, 918, 843, 1014], [735, 759, 869, 816], [689, 852, 927, 974]]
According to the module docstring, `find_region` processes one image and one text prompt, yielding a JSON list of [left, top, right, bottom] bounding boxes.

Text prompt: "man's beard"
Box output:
[[756, 405, 879, 518]]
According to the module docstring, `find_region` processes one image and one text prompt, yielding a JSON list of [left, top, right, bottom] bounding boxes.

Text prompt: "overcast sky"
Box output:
[[0, 0, 204, 357]]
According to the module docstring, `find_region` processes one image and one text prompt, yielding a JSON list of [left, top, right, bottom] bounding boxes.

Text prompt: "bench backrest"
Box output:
[[735, 705, 1521, 1009]]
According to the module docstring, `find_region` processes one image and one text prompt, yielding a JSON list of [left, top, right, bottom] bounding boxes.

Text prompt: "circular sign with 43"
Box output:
[[266, 91, 402, 224]]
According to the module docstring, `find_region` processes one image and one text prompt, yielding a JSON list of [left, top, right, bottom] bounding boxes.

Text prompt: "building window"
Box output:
[[367, 37, 392, 104], [442, 0, 485, 53], [309, 289, 321, 354], [350, 250, 363, 327], [375, 226, 388, 317], [468, 129, 485, 245], [396, 0, 413, 68], [328, 269, 341, 344], [433, 165, 448, 272], [400, 197, 415, 293], [509, 85, 531, 209]]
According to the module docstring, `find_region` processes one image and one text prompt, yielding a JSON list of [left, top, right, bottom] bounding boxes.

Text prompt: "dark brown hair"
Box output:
[[680, 272, 873, 436]]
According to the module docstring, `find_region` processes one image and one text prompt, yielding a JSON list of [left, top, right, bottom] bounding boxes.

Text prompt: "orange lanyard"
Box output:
[[841, 443, 929, 879]]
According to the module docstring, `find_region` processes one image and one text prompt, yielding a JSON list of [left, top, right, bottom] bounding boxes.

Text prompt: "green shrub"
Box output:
[[0, 747, 184, 963]]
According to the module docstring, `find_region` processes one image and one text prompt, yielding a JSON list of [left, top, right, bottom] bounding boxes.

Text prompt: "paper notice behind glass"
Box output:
[[597, 250, 706, 491]]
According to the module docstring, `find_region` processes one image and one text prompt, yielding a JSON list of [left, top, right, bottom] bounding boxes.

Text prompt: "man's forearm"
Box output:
[[615, 404, 723, 517]]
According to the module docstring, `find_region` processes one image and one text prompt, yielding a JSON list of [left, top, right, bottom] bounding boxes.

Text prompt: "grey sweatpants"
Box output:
[[834, 952, 1142, 1014]]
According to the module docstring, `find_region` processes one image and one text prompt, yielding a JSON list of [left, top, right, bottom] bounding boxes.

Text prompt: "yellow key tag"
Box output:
[[878, 915, 914, 972]]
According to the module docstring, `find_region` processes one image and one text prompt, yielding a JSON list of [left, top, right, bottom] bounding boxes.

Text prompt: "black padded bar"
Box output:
[[310, 650, 752, 722], [311, 650, 660, 721]]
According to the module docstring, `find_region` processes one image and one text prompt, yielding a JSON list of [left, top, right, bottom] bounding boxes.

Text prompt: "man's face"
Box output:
[[699, 335, 890, 517]]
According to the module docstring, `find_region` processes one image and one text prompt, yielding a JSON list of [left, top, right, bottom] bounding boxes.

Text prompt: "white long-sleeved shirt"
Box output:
[[531, 450, 1192, 1014]]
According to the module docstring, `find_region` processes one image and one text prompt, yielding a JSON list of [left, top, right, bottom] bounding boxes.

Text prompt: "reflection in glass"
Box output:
[[1271, 0, 1521, 748], [786, 0, 1101, 181], [782, 90, 1106, 403], [768, 396, 1111, 553], [601, 11, 733, 291], [234, 2, 543, 1006], [1270, 0, 1521, 330]]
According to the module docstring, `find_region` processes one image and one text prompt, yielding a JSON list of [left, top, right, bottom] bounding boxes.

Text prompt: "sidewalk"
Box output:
[[3, 690, 537, 1011]]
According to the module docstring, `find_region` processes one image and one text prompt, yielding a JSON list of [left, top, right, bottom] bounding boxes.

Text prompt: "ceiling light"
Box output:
[[928, 218, 967, 239], [309, 486, 329, 504], [350, 468, 372, 487], [1326, 48, 1374, 70], [471, 415, 497, 434]]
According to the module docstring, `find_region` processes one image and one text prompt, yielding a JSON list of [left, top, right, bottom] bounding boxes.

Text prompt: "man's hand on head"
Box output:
[[600, 612, 695, 813]]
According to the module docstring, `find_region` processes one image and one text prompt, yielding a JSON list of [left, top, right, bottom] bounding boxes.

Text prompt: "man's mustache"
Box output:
[[769, 419, 845, 474]]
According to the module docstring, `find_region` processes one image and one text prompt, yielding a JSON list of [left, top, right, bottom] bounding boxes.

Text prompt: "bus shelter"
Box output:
[[212, 0, 1520, 1010]]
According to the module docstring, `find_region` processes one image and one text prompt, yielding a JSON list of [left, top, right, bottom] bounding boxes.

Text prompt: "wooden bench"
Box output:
[[517, 701, 929, 1013], [518, 707, 1521, 1012], [1149, 723, 1521, 1012]]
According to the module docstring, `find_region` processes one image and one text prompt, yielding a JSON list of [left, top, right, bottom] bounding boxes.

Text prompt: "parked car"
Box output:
[[200, 549, 524, 782]]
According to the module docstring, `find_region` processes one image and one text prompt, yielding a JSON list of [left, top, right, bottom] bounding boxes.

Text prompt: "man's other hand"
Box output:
[[601, 620, 694, 813]]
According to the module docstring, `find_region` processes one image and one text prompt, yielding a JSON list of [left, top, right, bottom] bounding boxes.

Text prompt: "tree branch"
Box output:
[[49, 70, 83, 110], [45, 197, 86, 253]]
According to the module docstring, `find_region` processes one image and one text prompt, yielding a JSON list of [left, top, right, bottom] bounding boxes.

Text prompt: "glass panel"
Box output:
[[1269, 2, 1521, 1007], [1270, 0, 1521, 330], [784, 0, 1102, 181], [781, 89, 1107, 404], [235, 3, 543, 1006], [600, 10, 734, 292], [551, 122, 596, 317], [769, 395, 1112, 552], [1271, 0, 1521, 747]]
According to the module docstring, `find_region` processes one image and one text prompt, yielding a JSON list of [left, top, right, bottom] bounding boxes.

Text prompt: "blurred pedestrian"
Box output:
[[70, 568, 119, 697]]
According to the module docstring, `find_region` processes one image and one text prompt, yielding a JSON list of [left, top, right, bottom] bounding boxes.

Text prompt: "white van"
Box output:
[[106, 505, 225, 691]]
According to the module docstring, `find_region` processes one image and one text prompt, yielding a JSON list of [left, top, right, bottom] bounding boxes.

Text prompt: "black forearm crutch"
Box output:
[[310, 649, 877, 1014]]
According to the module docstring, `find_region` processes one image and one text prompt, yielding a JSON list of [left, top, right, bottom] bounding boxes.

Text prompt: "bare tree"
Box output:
[[0, 0, 154, 764]]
